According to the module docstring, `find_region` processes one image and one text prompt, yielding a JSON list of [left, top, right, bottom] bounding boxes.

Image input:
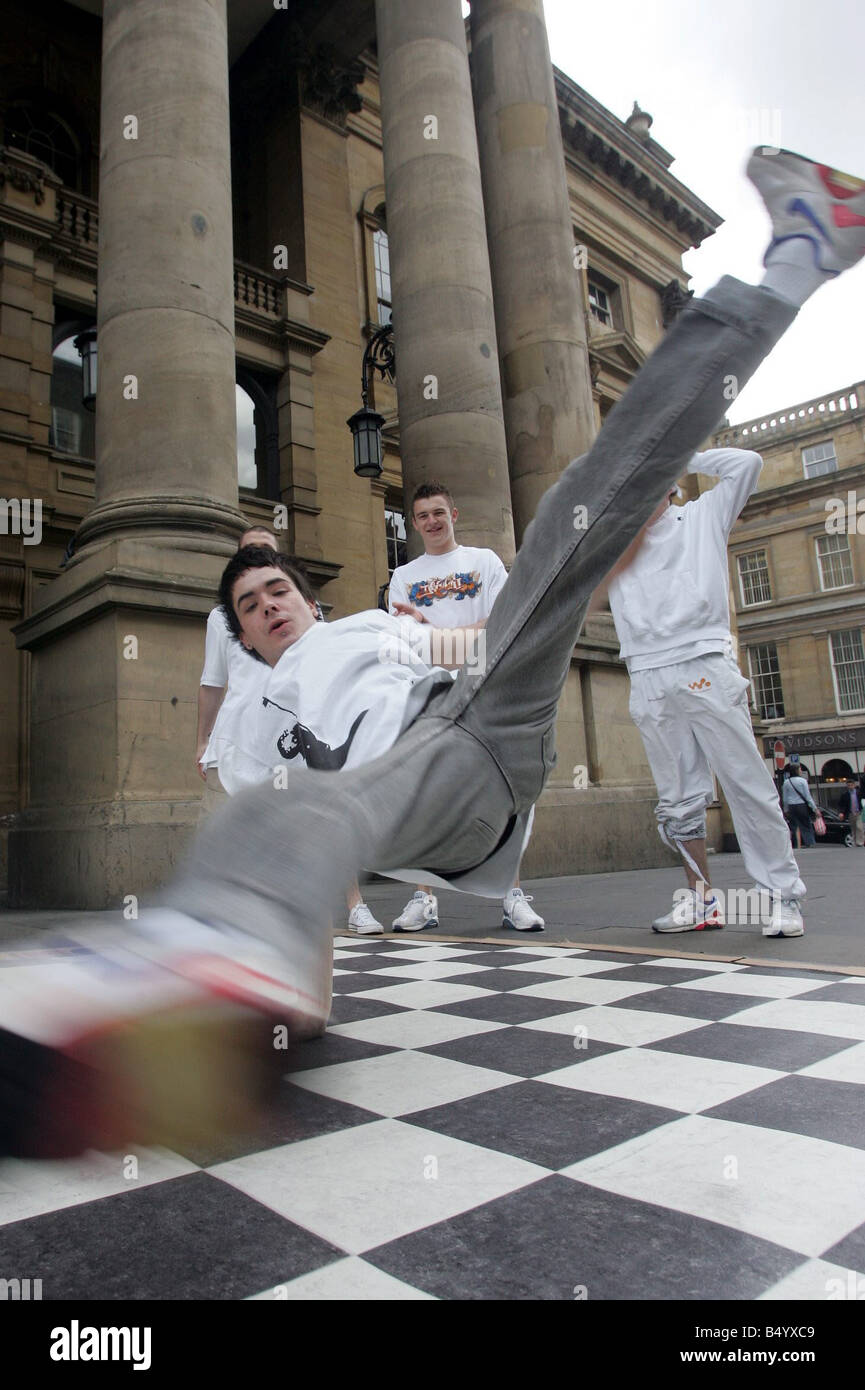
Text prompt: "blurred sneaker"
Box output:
[[502, 888, 545, 932], [0, 911, 325, 1158], [652, 890, 725, 933], [748, 146, 865, 276], [763, 898, 805, 938], [347, 903, 384, 936], [392, 892, 438, 932]]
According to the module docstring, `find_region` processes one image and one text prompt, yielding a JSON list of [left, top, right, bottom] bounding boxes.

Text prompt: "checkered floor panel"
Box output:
[[2, 937, 865, 1301]]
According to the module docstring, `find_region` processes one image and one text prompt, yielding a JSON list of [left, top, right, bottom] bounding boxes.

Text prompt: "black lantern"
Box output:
[[347, 321, 395, 480], [73, 328, 98, 411], [347, 404, 386, 478]]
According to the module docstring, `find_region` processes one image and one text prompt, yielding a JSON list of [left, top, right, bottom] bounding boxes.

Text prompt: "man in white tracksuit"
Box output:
[[600, 448, 807, 939]]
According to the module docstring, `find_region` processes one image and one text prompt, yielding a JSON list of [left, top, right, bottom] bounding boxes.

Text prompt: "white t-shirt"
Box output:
[[212, 611, 449, 793], [388, 544, 508, 628], [209, 607, 533, 898], [199, 606, 270, 769], [607, 449, 762, 673]]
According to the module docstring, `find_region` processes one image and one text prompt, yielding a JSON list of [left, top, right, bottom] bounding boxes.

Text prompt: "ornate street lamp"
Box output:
[[347, 321, 395, 479], [73, 328, 98, 411]]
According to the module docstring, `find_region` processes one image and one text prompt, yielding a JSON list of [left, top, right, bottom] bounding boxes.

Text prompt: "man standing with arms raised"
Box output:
[[388, 482, 545, 933]]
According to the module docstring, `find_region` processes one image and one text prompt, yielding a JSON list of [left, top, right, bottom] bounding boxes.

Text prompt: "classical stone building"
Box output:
[[711, 382, 865, 807], [0, 0, 720, 908]]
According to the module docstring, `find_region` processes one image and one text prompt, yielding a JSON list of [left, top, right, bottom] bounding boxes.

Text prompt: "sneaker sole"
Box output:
[[762, 928, 805, 938], [391, 920, 438, 933], [501, 917, 545, 932], [652, 922, 725, 934], [0, 1001, 296, 1159]]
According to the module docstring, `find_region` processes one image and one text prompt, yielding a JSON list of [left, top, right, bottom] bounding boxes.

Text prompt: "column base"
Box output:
[[11, 539, 230, 909], [74, 495, 248, 552], [8, 800, 199, 911]]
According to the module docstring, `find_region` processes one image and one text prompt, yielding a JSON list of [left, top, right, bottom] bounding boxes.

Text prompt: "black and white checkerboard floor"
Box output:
[[2, 936, 865, 1301]]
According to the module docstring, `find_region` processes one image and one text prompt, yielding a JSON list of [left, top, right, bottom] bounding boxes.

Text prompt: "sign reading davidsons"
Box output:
[[762, 728, 865, 756]]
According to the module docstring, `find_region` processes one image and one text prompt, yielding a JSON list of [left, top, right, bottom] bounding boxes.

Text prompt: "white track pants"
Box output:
[[629, 648, 805, 899]]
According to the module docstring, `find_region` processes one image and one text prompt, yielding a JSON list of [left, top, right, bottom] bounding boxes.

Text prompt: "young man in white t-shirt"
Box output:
[[387, 482, 544, 933], [595, 450, 808, 938], [196, 528, 385, 936], [6, 146, 864, 1156]]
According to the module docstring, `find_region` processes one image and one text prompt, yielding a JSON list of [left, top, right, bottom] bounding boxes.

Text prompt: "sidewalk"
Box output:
[[1, 845, 861, 970], [361, 845, 865, 972]]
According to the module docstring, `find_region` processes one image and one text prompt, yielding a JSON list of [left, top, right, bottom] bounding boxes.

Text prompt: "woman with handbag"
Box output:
[[782, 767, 818, 848]]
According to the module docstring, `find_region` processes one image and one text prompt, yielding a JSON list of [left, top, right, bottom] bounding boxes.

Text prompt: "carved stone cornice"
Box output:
[[661, 278, 694, 328], [301, 43, 365, 125], [555, 76, 722, 249], [0, 147, 60, 205]]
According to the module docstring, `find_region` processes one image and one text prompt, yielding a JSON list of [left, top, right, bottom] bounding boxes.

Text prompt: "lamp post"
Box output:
[[73, 328, 98, 411], [347, 321, 395, 479]]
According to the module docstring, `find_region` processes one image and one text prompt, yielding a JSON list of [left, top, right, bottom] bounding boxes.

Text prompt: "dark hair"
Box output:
[[218, 546, 317, 660], [410, 480, 454, 515]]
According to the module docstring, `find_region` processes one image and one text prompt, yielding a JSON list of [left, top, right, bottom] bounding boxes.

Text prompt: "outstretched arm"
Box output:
[[196, 685, 225, 781]]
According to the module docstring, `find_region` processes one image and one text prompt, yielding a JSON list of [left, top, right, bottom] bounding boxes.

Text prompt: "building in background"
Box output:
[[712, 382, 865, 812], [0, 0, 719, 906]]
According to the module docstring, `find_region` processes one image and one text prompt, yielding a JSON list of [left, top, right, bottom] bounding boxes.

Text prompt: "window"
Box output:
[[373, 229, 392, 325], [4, 103, 83, 191], [50, 407, 81, 454], [235, 369, 279, 498], [384, 505, 407, 577], [737, 550, 772, 606], [830, 629, 865, 713], [747, 643, 785, 719], [236, 384, 257, 490], [49, 331, 95, 458], [816, 533, 854, 589], [802, 440, 837, 479], [588, 280, 612, 327]]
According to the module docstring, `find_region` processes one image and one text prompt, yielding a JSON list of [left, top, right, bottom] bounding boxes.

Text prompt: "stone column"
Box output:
[[76, 0, 242, 548], [10, 0, 245, 908], [470, 0, 595, 543], [374, 0, 515, 562]]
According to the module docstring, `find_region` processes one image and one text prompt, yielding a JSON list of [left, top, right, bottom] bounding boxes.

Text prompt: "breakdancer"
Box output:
[[2, 147, 863, 1157]]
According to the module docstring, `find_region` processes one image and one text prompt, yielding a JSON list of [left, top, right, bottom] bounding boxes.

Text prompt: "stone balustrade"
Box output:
[[55, 190, 285, 317], [714, 383, 865, 447]]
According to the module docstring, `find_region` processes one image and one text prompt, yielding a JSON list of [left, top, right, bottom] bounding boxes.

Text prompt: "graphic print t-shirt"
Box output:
[[213, 611, 449, 794], [388, 545, 508, 629]]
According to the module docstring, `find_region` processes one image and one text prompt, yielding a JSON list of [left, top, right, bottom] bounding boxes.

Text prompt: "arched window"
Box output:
[[236, 369, 279, 498], [50, 325, 95, 458], [236, 383, 257, 490], [4, 102, 83, 191], [821, 758, 855, 783]]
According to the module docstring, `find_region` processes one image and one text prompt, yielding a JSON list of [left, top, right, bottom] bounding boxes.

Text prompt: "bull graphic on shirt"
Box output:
[[408, 571, 481, 608], [262, 698, 367, 771]]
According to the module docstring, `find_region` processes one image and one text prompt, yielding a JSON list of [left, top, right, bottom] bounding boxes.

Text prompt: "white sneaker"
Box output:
[[747, 146, 865, 276], [652, 890, 725, 934], [763, 898, 805, 938], [502, 889, 545, 932], [347, 903, 384, 936], [392, 891, 439, 932]]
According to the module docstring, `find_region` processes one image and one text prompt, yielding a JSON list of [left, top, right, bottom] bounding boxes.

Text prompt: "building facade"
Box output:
[[0, 0, 720, 907], [712, 382, 865, 808]]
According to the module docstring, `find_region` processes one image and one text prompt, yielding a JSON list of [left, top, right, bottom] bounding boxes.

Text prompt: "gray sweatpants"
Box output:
[[166, 277, 796, 997]]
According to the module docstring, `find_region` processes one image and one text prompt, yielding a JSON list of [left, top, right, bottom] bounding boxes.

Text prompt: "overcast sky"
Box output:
[[534, 0, 864, 425]]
